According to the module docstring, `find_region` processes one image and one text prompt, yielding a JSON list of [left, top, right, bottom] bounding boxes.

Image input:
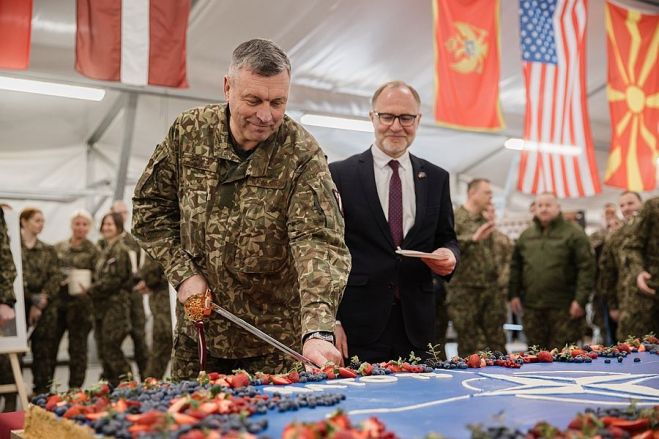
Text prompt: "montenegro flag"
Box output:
[[433, 0, 504, 131], [604, 1, 658, 192]]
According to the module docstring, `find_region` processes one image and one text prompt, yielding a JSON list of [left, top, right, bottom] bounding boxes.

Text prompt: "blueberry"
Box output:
[[605, 359, 611, 364], [618, 356, 624, 363], [634, 357, 641, 362]]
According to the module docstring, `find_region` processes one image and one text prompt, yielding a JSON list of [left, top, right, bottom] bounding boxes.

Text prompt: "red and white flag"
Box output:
[[75, 0, 189, 88], [0, 0, 33, 70], [516, 0, 601, 198]]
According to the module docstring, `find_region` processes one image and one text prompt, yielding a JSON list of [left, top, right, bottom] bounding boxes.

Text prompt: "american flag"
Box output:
[[516, 0, 601, 198]]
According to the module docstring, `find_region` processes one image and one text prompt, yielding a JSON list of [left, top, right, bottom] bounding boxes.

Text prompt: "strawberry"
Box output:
[[322, 366, 337, 380], [179, 430, 206, 439], [85, 411, 109, 420], [570, 348, 586, 357], [112, 399, 128, 413], [467, 354, 482, 368], [254, 372, 272, 385], [127, 411, 163, 425], [226, 372, 251, 388], [63, 404, 87, 419], [271, 375, 292, 385], [45, 395, 62, 411], [338, 367, 358, 378], [287, 370, 300, 383], [128, 424, 154, 435], [207, 372, 221, 381], [172, 412, 198, 425], [537, 351, 553, 362], [601, 417, 649, 431], [282, 425, 316, 439], [358, 362, 373, 376]]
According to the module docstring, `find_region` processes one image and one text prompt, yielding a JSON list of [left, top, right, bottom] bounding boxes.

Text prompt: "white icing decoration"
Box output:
[[347, 395, 472, 415], [358, 375, 398, 384], [462, 377, 486, 392], [262, 386, 313, 394], [304, 383, 348, 391], [333, 378, 366, 386]]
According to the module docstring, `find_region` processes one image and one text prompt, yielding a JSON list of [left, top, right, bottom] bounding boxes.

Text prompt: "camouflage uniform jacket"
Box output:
[[140, 254, 169, 293], [54, 238, 99, 298], [449, 206, 498, 288], [0, 209, 16, 305], [132, 104, 351, 358], [492, 229, 513, 290], [597, 218, 638, 310], [508, 214, 594, 309], [22, 238, 61, 315], [90, 239, 132, 305], [624, 196, 659, 292]]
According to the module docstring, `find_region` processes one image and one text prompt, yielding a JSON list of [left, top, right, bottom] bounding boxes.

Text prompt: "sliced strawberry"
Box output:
[[287, 370, 300, 383], [198, 401, 218, 414], [85, 411, 109, 421], [112, 399, 128, 413], [537, 351, 553, 362], [45, 395, 62, 411], [338, 367, 358, 378], [179, 429, 206, 439], [172, 412, 198, 425], [63, 404, 87, 419], [227, 372, 251, 388], [207, 372, 221, 380], [272, 375, 292, 385], [128, 424, 154, 434], [601, 417, 649, 431], [168, 397, 190, 414]]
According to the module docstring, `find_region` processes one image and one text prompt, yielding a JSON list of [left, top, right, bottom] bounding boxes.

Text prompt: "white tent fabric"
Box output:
[[1, 0, 657, 243]]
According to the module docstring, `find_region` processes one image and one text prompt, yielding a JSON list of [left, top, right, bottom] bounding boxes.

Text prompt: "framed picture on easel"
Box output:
[[0, 209, 27, 354]]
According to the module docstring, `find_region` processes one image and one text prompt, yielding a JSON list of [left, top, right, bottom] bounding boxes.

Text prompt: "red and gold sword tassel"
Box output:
[[183, 288, 212, 371]]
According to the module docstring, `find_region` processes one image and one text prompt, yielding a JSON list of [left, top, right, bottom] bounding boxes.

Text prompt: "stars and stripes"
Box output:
[[517, 0, 601, 198]]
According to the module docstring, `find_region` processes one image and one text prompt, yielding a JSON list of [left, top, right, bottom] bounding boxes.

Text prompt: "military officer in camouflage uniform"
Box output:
[[110, 200, 149, 380], [598, 192, 646, 340], [135, 254, 172, 379], [53, 209, 99, 389], [133, 39, 350, 379], [623, 195, 659, 336], [509, 192, 594, 349], [447, 179, 507, 356], [0, 206, 18, 411], [88, 212, 133, 386], [19, 208, 61, 395]]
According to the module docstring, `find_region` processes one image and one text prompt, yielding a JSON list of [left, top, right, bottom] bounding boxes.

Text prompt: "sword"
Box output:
[[209, 302, 320, 369]]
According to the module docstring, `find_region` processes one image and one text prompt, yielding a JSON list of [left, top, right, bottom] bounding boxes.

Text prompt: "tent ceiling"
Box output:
[[1, 0, 657, 216]]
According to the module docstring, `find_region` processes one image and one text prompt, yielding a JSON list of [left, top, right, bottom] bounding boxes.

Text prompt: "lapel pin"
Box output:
[[417, 171, 427, 179]]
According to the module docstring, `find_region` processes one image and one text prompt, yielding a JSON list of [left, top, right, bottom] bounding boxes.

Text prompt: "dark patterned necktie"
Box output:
[[388, 160, 403, 247]]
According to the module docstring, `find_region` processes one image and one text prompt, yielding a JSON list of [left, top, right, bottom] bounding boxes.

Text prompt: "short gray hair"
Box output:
[[228, 39, 291, 77], [371, 81, 421, 108]]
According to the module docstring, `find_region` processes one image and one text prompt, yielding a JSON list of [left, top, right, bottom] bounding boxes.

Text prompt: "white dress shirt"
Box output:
[[371, 145, 416, 239]]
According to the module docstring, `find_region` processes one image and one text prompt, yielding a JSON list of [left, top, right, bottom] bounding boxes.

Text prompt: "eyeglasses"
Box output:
[[373, 112, 418, 127]]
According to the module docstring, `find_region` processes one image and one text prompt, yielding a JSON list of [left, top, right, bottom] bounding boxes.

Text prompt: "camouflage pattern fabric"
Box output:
[[523, 306, 586, 349], [22, 239, 61, 395], [170, 333, 293, 380], [0, 209, 16, 305], [622, 196, 659, 338], [90, 239, 133, 386], [53, 238, 98, 388], [446, 206, 507, 356], [132, 104, 350, 374], [141, 255, 172, 379]]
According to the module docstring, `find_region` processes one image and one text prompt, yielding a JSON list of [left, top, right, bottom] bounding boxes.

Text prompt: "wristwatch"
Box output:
[[303, 331, 335, 344]]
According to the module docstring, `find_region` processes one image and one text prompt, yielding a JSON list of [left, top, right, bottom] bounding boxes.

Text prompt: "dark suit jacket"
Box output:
[[330, 148, 459, 348]]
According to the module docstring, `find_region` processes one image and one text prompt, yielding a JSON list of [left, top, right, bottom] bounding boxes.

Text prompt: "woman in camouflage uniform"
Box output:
[[20, 208, 61, 396], [88, 212, 132, 386], [54, 210, 99, 389]]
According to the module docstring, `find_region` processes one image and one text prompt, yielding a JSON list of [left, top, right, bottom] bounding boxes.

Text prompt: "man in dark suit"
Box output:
[[330, 81, 459, 363]]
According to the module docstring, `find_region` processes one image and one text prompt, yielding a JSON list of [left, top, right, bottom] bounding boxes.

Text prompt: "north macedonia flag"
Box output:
[[604, 1, 658, 192]]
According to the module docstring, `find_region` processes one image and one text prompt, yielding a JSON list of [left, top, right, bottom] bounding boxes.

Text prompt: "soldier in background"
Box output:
[[20, 208, 61, 395], [447, 179, 506, 356], [589, 202, 621, 344], [135, 254, 172, 379], [509, 192, 594, 349], [53, 209, 99, 389], [110, 200, 148, 380], [0, 205, 18, 411], [623, 195, 658, 337], [133, 39, 350, 379], [597, 192, 644, 341], [87, 212, 133, 386]]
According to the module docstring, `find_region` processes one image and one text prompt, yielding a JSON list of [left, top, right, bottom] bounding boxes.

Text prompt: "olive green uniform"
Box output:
[[22, 239, 61, 395], [53, 238, 98, 388], [0, 209, 17, 410], [133, 104, 350, 379], [140, 255, 172, 379], [446, 206, 507, 356], [90, 239, 133, 386], [622, 197, 659, 337], [509, 214, 594, 348]]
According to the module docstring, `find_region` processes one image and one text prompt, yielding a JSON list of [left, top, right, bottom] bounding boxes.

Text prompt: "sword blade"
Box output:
[[209, 303, 320, 369]]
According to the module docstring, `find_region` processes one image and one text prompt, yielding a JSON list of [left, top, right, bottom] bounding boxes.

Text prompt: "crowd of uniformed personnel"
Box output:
[[0, 188, 657, 411], [0, 202, 172, 411]]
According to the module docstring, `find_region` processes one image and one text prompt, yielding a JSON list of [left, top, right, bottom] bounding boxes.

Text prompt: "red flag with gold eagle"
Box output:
[[604, 1, 658, 191], [433, 0, 504, 131]]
